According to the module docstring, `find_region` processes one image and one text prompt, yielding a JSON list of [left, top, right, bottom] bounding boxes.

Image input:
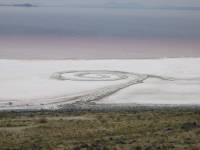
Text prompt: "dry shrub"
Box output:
[[38, 117, 48, 124]]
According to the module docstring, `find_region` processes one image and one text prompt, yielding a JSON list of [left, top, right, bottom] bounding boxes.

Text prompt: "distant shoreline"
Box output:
[[1, 103, 200, 112], [0, 3, 37, 8], [0, 57, 200, 61]]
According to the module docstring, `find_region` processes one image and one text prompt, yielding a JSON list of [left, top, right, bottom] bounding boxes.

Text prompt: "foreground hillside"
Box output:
[[0, 108, 200, 150]]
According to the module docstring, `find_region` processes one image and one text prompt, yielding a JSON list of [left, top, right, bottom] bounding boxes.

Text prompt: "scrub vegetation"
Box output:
[[0, 107, 200, 150]]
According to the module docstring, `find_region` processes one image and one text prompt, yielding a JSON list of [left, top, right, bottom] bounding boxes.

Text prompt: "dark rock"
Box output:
[[163, 127, 173, 132]]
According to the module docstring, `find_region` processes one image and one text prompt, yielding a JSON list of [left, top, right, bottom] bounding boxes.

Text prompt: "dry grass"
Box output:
[[0, 108, 200, 150]]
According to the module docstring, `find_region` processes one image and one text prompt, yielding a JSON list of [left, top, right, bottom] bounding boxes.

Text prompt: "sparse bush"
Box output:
[[37, 117, 48, 124]]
